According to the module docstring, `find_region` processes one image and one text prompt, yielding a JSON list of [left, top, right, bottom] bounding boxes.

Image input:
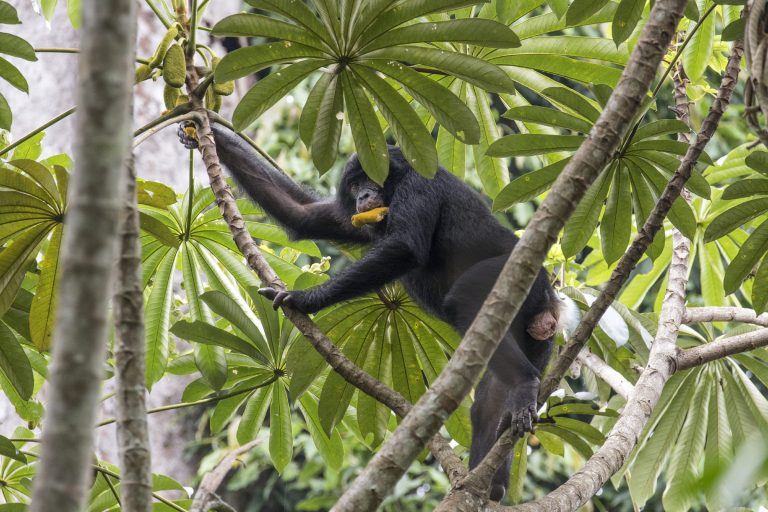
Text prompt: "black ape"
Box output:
[[179, 123, 560, 501]]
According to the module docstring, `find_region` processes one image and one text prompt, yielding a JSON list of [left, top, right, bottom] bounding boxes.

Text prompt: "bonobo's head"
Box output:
[[338, 146, 410, 214]]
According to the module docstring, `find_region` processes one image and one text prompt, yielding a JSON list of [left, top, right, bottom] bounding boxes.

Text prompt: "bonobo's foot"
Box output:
[[177, 121, 199, 149], [527, 308, 558, 341], [258, 287, 316, 314], [497, 384, 539, 438]]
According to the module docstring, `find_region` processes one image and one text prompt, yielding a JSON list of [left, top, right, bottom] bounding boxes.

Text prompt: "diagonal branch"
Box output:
[[676, 327, 768, 370], [182, 64, 466, 485], [538, 39, 744, 401]]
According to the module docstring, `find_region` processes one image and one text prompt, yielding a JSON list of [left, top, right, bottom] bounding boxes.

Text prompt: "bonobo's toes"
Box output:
[[510, 404, 537, 436], [489, 483, 507, 502]]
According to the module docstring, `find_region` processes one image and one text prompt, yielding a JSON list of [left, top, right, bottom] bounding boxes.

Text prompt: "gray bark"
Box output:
[[28, 1, 136, 511]]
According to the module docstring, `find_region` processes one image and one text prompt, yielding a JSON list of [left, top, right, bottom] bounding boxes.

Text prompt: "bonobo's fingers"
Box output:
[[257, 287, 293, 310], [177, 121, 200, 150], [527, 309, 558, 340]]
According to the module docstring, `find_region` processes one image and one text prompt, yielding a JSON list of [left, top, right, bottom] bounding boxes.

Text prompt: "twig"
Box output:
[[577, 350, 634, 400], [0, 107, 76, 158], [676, 327, 768, 370]]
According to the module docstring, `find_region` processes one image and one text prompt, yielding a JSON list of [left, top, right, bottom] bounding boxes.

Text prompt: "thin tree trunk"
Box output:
[[28, 1, 136, 511], [114, 155, 152, 512]]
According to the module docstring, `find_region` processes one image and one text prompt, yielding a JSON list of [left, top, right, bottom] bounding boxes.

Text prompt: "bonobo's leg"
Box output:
[[470, 364, 513, 501]]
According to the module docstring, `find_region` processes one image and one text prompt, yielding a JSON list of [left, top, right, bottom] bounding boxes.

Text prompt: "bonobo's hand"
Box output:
[[497, 382, 539, 438], [257, 287, 317, 314], [177, 121, 200, 150]]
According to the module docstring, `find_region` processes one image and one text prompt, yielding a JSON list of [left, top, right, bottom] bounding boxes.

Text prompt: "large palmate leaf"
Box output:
[[212, 1, 519, 179], [0, 156, 68, 350]]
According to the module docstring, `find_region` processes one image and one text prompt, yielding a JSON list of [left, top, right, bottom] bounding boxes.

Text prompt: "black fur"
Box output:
[[179, 123, 560, 501]]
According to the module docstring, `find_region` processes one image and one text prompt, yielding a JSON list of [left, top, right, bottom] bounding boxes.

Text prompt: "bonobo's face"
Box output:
[[350, 179, 385, 213]]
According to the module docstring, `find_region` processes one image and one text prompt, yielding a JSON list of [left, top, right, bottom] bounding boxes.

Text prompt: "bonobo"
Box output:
[[179, 122, 562, 501]]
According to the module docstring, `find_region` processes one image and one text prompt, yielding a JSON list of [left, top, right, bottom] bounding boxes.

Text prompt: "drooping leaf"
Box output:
[[562, 164, 613, 257], [341, 72, 389, 184], [612, 0, 645, 45], [29, 224, 62, 350], [0, 322, 33, 400]]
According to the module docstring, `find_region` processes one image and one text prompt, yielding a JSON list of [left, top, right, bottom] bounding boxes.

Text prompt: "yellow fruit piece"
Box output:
[[351, 207, 389, 227], [162, 44, 186, 88]]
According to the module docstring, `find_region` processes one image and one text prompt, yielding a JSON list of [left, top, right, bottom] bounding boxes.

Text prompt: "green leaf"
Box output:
[[210, 390, 250, 433], [269, 382, 293, 473], [503, 106, 592, 132], [67, 0, 80, 29], [299, 72, 333, 146], [363, 61, 480, 144], [562, 165, 612, 257], [542, 86, 600, 122], [29, 224, 62, 351], [144, 248, 177, 388], [139, 212, 180, 248], [495, 54, 622, 86], [704, 198, 768, 242], [746, 151, 768, 175], [722, 179, 768, 199], [341, 72, 388, 184], [496, 36, 629, 65], [492, 158, 568, 210], [0, 224, 51, 318], [566, 0, 611, 25], [753, 257, 768, 313], [681, 4, 715, 81], [628, 167, 665, 260], [200, 290, 271, 364], [684, 0, 700, 19], [214, 42, 326, 82], [537, 424, 593, 458], [0, 92, 9, 130], [310, 73, 343, 173], [362, 19, 520, 52], [211, 13, 330, 50], [0, 434, 26, 463], [721, 18, 745, 41], [9, 159, 61, 207], [358, 0, 484, 42], [0, 322, 33, 400], [0, 33, 36, 61], [601, 165, 631, 264], [487, 134, 584, 157], [554, 416, 605, 444], [468, 85, 507, 197], [366, 46, 515, 93], [612, 0, 644, 45], [0, 2, 20, 24], [236, 386, 271, 443], [232, 59, 332, 131], [245, 0, 332, 48], [357, 327, 391, 448], [508, 435, 528, 503], [633, 119, 690, 141], [352, 64, 438, 177], [724, 220, 768, 294], [299, 394, 344, 470], [171, 320, 267, 363], [0, 55, 27, 92]]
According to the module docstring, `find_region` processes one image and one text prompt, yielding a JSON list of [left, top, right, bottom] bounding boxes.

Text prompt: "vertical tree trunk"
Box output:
[[114, 155, 152, 512], [28, 1, 136, 511]]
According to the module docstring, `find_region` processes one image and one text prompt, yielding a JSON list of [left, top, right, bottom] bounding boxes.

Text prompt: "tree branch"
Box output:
[[676, 328, 768, 370], [683, 307, 768, 327], [190, 440, 260, 512], [538, 38, 744, 401], [335, 0, 689, 509], [577, 350, 634, 400]]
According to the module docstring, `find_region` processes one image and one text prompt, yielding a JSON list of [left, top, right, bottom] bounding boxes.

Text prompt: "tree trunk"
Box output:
[[28, 1, 136, 511]]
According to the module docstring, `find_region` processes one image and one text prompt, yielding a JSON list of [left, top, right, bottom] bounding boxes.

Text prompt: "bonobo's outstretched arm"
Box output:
[[180, 122, 370, 244]]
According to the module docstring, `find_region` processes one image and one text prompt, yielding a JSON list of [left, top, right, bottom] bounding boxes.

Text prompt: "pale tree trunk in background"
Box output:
[[28, 1, 136, 511], [2, 0, 241, 487]]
